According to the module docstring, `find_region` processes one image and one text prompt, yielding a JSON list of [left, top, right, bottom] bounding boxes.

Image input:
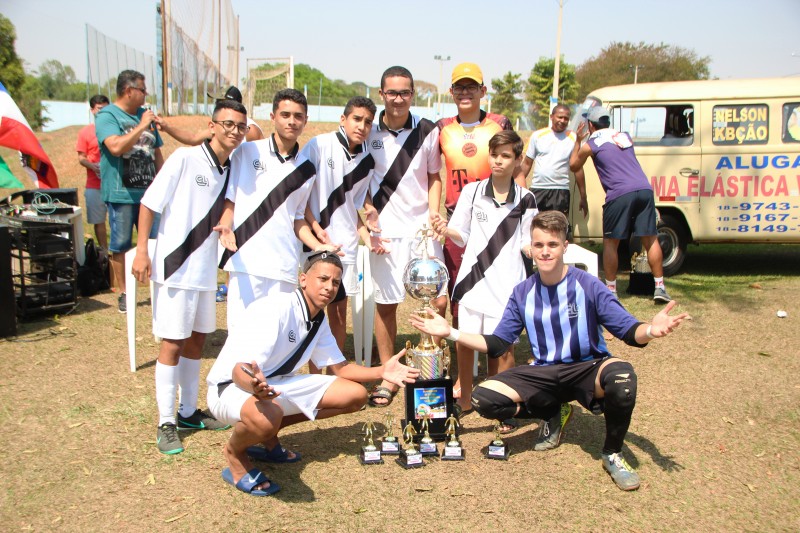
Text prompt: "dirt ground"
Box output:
[[1, 118, 799, 532]]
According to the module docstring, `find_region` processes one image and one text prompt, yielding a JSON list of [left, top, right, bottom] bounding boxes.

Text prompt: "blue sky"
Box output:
[[4, 0, 800, 91]]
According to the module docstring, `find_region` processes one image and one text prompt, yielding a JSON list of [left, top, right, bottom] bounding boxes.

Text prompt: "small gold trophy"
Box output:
[[359, 420, 383, 465], [380, 412, 400, 455], [418, 412, 438, 456], [485, 420, 510, 460], [397, 421, 424, 469], [441, 413, 465, 461]]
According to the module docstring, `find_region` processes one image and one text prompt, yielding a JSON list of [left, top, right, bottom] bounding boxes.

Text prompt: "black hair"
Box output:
[[273, 88, 308, 113], [344, 96, 377, 118], [380, 66, 414, 90], [212, 99, 247, 119], [89, 94, 110, 108], [551, 103, 571, 116]]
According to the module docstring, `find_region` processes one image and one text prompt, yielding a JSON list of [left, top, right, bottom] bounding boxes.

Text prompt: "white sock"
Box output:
[[654, 277, 665, 288], [606, 279, 617, 292], [177, 357, 201, 418], [155, 361, 178, 426]]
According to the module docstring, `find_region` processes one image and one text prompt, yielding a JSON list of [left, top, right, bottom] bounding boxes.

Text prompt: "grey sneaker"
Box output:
[[157, 423, 184, 455], [177, 409, 231, 430], [534, 403, 573, 451], [117, 293, 127, 313], [602, 452, 641, 491], [653, 287, 671, 303]]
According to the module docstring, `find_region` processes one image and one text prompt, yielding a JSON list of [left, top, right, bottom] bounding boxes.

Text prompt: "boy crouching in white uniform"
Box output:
[[132, 99, 246, 454]]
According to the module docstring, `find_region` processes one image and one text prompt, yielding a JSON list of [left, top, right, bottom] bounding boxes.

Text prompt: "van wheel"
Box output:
[[628, 213, 688, 276], [657, 214, 688, 276]]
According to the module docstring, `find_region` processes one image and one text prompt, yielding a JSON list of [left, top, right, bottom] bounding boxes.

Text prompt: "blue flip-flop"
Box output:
[[221, 467, 280, 496], [246, 444, 301, 463]]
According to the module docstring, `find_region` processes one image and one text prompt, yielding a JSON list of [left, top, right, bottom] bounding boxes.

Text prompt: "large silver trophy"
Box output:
[[400, 225, 454, 445], [402, 225, 451, 380]]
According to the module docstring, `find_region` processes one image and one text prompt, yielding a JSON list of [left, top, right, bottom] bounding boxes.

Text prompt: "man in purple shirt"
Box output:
[[569, 107, 671, 303], [410, 211, 689, 491]]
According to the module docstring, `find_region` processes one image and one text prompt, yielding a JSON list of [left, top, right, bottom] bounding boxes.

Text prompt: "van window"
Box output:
[[712, 104, 769, 145], [783, 103, 800, 143], [610, 105, 694, 146]]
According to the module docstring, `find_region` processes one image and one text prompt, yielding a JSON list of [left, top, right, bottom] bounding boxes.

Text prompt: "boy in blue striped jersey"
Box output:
[[410, 211, 689, 491]]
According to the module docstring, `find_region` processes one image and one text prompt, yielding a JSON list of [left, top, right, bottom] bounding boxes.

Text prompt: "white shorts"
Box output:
[[227, 272, 296, 332], [369, 236, 446, 304], [84, 188, 107, 225], [300, 253, 360, 296], [207, 373, 338, 425], [459, 305, 519, 344], [152, 283, 216, 339]]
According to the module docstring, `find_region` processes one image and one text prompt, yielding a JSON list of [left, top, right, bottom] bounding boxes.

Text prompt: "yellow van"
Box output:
[[568, 77, 800, 274]]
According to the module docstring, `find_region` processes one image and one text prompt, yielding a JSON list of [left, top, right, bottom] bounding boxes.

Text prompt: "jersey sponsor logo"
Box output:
[[195, 174, 209, 187], [252, 159, 266, 172], [288, 330, 296, 343], [567, 302, 579, 318], [462, 132, 475, 140], [475, 209, 488, 223], [327, 157, 334, 169], [371, 140, 384, 150], [462, 142, 478, 157]]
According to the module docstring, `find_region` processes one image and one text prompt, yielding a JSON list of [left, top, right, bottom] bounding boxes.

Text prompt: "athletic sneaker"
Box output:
[[534, 403, 573, 451], [653, 287, 672, 303], [602, 452, 641, 491], [118, 293, 127, 314], [157, 423, 184, 455], [177, 409, 231, 430]]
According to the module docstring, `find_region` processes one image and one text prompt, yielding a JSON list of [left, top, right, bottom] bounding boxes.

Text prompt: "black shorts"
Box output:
[[531, 188, 570, 218], [491, 357, 609, 416], [602, 189, 657, 240], [332, 278, 346, 303]]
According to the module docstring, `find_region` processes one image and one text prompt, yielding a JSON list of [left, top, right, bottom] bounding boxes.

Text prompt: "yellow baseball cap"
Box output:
[[451, 62, 483, 85]]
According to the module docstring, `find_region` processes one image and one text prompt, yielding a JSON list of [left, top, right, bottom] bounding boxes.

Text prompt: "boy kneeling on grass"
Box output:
[[412, 210, 690, 491], [205, 252, 419, 496]]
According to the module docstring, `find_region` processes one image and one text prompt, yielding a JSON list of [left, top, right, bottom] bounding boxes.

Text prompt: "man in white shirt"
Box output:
[[131, 99, 244, 455], [366, 66, 446, 407], [206, 252, 419, 496]]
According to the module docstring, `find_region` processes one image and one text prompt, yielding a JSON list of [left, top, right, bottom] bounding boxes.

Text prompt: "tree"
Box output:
[[0, 15, 25, 95], [37, 59, 86, 101], [576, 41, 711, 99], [16, 75, 47, 131], [491, 72, 524, 124], [525, 56, 579, 129]]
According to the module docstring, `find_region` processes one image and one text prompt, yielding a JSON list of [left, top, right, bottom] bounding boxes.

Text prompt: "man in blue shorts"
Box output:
[[411, 211, 689, 491], [569, 106, 671, 302]]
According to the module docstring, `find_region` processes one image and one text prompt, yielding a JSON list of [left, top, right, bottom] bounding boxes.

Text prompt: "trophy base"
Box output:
[[419, 441, 439, 456], [440, 443, 465, 461], [484, 441, 510, 460], [396, 451, 425, 469], [359, 448, 383, 465], [380, 439, 401, 455]]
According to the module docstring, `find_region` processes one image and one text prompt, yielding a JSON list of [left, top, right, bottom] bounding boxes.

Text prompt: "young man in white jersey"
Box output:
[[206, 252, 419, 496], [302, 96, 377, 349], [218, 89, 337, 333], [366, 66, 446, 407], [412, 211, 689, 491], [131, 99, 245, 454], [431, 131, 537, 426]]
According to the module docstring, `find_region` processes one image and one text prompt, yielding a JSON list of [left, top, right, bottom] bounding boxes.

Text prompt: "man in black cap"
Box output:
[[156, 85, 265, 144]]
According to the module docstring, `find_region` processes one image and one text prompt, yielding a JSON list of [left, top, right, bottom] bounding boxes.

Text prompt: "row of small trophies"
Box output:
[[360, 412, 510, 468]]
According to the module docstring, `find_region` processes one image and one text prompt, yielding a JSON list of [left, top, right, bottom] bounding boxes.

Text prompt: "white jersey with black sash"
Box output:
[[302, 128, 374, 265], [141, 141, 230, 290], [207, 289, 345, 387], [448, 178, 537, 318], [220, 135, 316, 284], [368, 112, 441, 238]]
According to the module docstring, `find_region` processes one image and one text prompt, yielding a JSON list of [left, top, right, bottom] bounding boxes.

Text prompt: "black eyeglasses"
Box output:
[[452, 84, 482, 96], [213, 120, 249, 135], [130, 86, 148, 95], [383, 90, 414, 100]]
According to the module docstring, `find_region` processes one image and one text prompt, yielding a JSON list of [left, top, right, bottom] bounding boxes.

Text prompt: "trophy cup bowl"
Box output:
[[402, 246, 449, 381]]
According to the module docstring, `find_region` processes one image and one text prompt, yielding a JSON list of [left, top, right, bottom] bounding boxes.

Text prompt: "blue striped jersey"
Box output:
[[493, 266, 639, 365]]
